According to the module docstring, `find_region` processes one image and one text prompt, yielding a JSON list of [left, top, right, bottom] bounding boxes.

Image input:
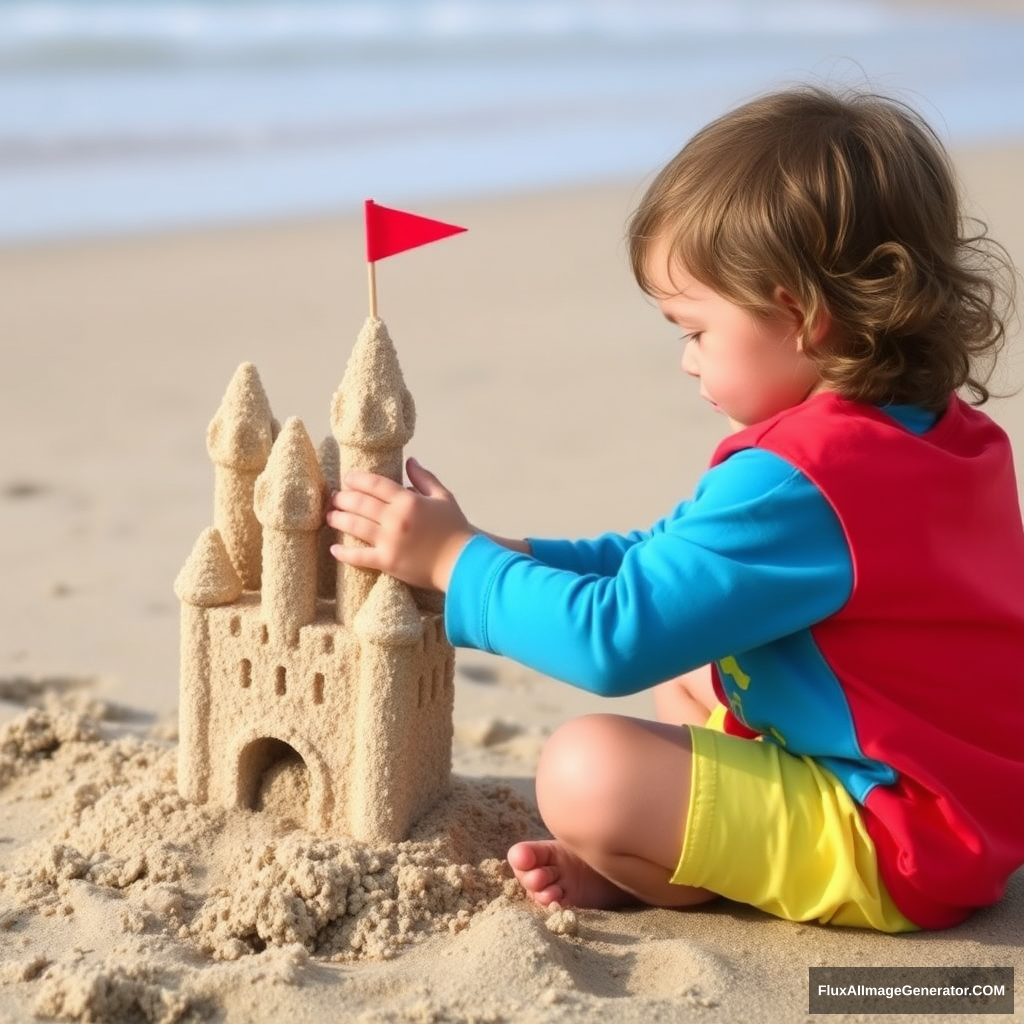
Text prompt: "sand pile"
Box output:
[[6, 695, 1020, 1024], [0, 702, 543, 1022]]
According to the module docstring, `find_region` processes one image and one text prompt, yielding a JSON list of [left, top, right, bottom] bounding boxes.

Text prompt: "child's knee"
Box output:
[[538, 715, 616, 790], [535, 714, 641, 840]]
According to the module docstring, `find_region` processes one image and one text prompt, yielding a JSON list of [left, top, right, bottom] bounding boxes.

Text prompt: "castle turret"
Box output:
[[174, 527, 243, 802], [316, 434, 341, 600], [207, 363, 276, 590], [253, 417, 325, 646], [351, 573, 424, 842], [331, 317, 416, 625]]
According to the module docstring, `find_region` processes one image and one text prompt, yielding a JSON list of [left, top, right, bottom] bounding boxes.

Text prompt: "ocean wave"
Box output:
[[0, 0, 887, 67], [0, 93, 657, 170]]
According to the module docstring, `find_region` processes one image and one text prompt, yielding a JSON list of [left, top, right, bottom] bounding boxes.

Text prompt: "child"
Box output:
[[327, 85, 1024, 931]]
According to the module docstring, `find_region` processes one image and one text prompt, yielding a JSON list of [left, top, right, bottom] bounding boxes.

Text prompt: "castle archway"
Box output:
[[237, 736, 311, 829]]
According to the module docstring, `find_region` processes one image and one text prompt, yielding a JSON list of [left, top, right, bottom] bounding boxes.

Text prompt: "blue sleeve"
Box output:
[[445, 449, 853, 696], [528, 505, 689, 576]]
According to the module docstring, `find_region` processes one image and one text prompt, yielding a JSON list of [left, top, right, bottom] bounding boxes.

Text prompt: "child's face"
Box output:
[[647, 249, 823, 431]]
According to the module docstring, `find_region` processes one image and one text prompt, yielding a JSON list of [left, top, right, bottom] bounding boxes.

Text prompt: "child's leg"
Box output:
[[508, 713, 716, 910], [652, 664, 718, 725]]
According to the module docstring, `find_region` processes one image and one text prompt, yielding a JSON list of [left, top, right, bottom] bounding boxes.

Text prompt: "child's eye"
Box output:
[[681, 332, 702, 345]]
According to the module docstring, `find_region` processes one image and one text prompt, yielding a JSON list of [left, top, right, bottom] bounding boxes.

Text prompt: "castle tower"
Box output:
[[351, 573, 425, 842], [316, 434, 341, 600], [174, 527, 243, 802], [207, 363, 276, 590], [330, 317, 416, 626], [253, 417, 326, 646]]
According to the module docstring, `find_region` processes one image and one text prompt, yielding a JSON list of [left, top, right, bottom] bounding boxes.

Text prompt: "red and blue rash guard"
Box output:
[[710, 393, 1024, 928], [445, 394, 1024, 928]]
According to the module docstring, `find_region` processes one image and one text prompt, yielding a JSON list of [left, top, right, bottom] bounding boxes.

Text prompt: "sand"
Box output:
[[2, 136, 1024, 1021]]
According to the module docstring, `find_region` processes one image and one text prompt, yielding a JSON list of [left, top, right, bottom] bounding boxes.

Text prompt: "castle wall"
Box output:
[[188, 595, 453, 840], [202, 597, 359, 831], [408, 616, 456, 820], [177, 604, 212, 803]]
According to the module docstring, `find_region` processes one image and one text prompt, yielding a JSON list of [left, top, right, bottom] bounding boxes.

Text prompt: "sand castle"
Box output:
[[173, 318, 454, 843]]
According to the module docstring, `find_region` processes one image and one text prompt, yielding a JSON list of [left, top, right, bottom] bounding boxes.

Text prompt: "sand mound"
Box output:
[[5, 699, 1020, 1024], [0, 705, 543, 1021]]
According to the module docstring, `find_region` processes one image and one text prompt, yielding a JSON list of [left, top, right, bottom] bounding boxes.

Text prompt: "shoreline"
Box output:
[[4, 130, 1024, 256]]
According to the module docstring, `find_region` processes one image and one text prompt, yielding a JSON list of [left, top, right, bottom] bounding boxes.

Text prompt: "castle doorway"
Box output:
[[238, 737, 310, 831]]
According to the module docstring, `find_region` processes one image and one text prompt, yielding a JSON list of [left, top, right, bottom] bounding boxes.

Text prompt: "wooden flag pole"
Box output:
[[367, 260, 378, 319]]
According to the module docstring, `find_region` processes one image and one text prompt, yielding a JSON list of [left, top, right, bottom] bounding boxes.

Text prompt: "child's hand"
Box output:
[[326, 457, 474, 592]]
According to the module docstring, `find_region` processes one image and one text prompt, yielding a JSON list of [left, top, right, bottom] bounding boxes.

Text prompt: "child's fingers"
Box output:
[[329, 542, 381, 570], [339, 470, 404, 499], [326, 509, 379, 544], [328, 488, 386, 522]]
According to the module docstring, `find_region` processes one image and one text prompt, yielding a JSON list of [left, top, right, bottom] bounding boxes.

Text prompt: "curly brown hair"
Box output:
[[628, 86, 1017, 411]]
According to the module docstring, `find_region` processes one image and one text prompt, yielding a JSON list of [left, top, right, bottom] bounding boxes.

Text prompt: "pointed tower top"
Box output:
[[353, 574, 424, 646], [253, 417, 325, 531], [174, 527, 243, 607], [207, 362, 276, 470], [331, 317, 416, 451]]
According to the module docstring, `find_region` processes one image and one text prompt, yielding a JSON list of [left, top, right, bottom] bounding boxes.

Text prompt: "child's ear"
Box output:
[[772, 286, 832, 350]]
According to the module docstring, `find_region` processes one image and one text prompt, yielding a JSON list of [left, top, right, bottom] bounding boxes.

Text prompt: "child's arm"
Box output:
[[330, 450, 853, 697], [442, 448, 853, 695], [526, 517, 684, 577], [476, 532, 532, 556]]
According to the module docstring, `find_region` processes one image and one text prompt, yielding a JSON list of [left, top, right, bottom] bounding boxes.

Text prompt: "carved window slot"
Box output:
[[313, 672, 325, 705], [240, 659, 252, 689], [275, 666, 287, 696]]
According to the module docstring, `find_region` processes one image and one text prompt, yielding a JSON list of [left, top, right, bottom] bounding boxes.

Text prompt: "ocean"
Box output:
[[2, 0, 1024, 243]]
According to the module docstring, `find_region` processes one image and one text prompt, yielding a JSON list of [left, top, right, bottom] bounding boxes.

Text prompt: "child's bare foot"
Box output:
[[507, 840, 636, 909]]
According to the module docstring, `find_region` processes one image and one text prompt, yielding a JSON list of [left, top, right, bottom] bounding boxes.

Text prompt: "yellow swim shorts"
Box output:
[[671, 705, 917, 932]]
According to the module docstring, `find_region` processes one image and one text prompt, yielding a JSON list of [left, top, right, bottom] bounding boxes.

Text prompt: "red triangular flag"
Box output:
[[365, 199, 466, 263]]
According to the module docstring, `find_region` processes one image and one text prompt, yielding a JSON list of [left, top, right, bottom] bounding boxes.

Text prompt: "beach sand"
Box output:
[[1, 139, 1023, 1022]]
